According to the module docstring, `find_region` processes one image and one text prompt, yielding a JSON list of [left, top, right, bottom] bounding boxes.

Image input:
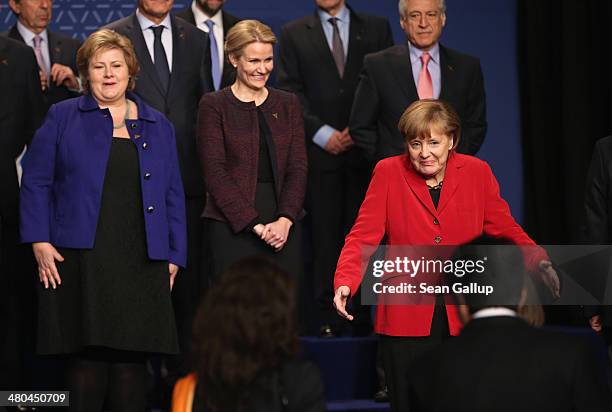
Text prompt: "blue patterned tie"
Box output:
[[205, 20, 221, 90]]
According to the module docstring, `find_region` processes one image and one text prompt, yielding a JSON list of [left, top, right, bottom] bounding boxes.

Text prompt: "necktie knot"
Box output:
[[420, 52, 431, 66], [151, 25, 164, 39], [328, 17, 339, 27], [33, 35, 42, 48], [204, 19, 215, 30]]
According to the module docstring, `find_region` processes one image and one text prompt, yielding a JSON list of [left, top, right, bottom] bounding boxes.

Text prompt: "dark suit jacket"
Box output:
[[197, 88, 307, 233], [174, 7, 240, 90], [0, 36, 45, 228], [275, 8, 392, 171], [582, 136, 612, 325], [105, 14, 212, 197], [350, 44, 487, 159], [7, 25, 80, 107], [407, 316, 611, 412]]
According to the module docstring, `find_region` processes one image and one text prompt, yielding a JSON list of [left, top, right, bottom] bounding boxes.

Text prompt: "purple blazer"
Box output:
[[197, 87, 307, 233], [20, 93, 187, 267]]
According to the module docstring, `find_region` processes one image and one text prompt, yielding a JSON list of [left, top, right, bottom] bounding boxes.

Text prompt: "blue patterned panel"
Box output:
[[0, 1, 190, 39]]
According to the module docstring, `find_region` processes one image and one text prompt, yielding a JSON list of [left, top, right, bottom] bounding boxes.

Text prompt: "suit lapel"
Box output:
[[128, 14, 166, 96], [343, 8, 365, 82], [390, 45, 419, 103], [47, 32, 62, 66], [401, 157, 437, 217], [305, 13, 340, 80], [184, 9, 196, 26], [8, 25, 24, 43], [439, 44, 454, 102], [221, 11, 232, 36], [167, 15, 185, 99]]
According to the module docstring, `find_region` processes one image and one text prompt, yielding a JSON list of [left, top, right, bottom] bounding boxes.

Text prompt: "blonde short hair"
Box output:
[[224, 19, 277, 60], [77, 29, 139, 94], [398, 99, 461, 150]]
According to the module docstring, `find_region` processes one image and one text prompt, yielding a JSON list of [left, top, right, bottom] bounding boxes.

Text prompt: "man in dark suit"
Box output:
[[7, 0, 81, 106], [105, 0, 212, 378], [276, 0, 393, 338], [582, 136, 612, 357], [407, 240, 611, 412], [350, 0, 487, 159], [0, 35, 45, 392], [175, 0, 240, 90]]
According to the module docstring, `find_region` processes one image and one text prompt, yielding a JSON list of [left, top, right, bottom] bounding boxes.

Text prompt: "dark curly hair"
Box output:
[[192, 256, 299, 411]]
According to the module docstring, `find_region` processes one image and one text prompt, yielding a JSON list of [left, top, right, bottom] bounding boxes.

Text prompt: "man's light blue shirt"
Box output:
[[136, 9, 173, 72], [312, 5, 351, 149], [409, 42, 441, 99]]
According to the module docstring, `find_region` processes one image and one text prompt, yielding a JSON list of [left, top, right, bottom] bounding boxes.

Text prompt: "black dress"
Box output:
[[37, 137, 179, 355], [207, 107, 302, 279]]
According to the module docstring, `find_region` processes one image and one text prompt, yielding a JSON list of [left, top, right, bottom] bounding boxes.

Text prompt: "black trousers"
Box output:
[[308, 160, 372, 330], [0, 220, 38, 389], [379, 302, 451, 412]]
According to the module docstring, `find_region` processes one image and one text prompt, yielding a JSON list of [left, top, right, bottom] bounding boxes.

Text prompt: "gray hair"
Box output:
[[398, 0, 446, 18]]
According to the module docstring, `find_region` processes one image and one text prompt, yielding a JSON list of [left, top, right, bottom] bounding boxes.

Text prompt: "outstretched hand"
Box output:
[[538, 260, 560, 300], [333, 286, 353, 321]]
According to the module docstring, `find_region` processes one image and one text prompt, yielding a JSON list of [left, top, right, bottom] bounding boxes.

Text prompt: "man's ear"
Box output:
[[8, 0, 21, 15]]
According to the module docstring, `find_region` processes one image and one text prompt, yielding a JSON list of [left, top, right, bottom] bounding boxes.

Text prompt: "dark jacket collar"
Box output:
[[221, 86, 280, 112], [77, 91, 157, 122]]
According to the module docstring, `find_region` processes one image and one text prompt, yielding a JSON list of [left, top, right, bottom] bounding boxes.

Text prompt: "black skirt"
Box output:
[[207, 182, 302, 279], [37, 137, 179, 355]]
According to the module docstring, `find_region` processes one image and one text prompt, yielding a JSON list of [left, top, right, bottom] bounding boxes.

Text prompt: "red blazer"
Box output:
[[197, 87, 307, 232], [334, 153, 546, 336]]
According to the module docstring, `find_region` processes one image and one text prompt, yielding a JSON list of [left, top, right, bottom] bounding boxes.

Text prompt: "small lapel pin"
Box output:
[[1, 59, 8, 66], [272, 113, 278, 119]]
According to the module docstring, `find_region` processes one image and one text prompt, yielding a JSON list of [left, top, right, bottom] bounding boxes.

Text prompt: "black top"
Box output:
[[429, 186, 442, 209], [257, 107, 274, 183]]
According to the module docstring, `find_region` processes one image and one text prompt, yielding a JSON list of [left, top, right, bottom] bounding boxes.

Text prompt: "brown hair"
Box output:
[[398, 99, 461, 150], [224, 19, 277, 61], [192, 256, 299, 411], [76, 29, 139, 94]]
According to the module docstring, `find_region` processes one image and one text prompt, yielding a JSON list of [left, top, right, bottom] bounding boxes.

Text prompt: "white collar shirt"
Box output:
[[136, 9, 173, 72], [191, 2, 224, 73]]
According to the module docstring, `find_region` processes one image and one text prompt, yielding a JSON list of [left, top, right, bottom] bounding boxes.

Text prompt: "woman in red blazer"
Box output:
[[197, 20, 307, 277], [333, 100, 559, 412]]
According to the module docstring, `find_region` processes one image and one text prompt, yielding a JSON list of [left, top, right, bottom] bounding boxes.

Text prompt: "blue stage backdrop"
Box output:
[[0, 0, 523, 222]]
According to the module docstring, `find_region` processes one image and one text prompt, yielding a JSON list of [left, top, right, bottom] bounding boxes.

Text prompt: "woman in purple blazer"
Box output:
[[19, 29, 186, 411], [197, 20, 307, 278]]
